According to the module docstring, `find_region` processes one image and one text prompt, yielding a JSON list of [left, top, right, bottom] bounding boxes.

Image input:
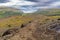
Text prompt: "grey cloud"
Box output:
[[26, 0, 59, 6], [0, 0, 9, 3]]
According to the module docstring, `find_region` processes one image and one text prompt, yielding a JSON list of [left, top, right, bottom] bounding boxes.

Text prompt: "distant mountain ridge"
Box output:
[[0, 7, 22, 12], [35, 8, 60, 16], [0, 7, 23, 18]]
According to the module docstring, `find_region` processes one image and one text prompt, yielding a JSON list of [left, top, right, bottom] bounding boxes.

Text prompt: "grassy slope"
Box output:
[[35, 8, 60, 16], [0, 8, 60, 40], [0, 7, 60, 29], [0, 7, 23, 18], [0, 7, 34, 28]]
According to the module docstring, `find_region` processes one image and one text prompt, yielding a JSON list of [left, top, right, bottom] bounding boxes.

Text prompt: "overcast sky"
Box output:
[[0, 0, 60, 13]]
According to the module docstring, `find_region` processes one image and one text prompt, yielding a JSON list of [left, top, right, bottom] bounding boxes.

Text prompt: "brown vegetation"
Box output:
[[0, 14, 60, 40]]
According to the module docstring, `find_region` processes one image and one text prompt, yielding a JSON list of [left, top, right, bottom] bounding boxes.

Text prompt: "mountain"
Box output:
[[35, 8, 60, 16], [0, 7, 23, 18]]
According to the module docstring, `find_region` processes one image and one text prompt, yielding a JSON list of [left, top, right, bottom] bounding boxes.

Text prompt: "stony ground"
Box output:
[[0, 15, 60, 40]]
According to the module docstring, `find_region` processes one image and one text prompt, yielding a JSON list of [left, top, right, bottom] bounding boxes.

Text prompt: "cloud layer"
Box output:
[[0, 0, 60, 13], [0, 0, 9, 3]]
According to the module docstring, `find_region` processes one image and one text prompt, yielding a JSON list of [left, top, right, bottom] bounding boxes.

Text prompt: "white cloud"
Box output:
[[49, 1, 60, 7], [0, 0, 36, 6], [23, 10, 36, 13], [15, 1, 36, 6], [0, 0, 60, 13]]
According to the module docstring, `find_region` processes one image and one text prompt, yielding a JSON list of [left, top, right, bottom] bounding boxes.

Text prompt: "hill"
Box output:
[[0, 7, 60, 40], [0, 14, 60, 40], [35, 8, 60, 16], [0, 7, 23, 18]]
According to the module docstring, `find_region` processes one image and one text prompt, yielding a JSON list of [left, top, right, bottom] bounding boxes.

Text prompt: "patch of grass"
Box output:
[[0, 15, 34, 28]]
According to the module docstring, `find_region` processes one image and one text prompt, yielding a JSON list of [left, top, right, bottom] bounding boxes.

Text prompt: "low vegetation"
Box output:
[[0, 7, 60, 40]]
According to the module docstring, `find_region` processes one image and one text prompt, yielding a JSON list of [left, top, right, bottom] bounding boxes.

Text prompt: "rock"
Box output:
[[1, 18, 60, 40]]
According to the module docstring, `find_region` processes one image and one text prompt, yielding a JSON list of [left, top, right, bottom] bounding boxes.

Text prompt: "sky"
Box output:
[[0, 0, 60, 13]]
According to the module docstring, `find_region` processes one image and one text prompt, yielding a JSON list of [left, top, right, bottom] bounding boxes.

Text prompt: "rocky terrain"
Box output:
[[0, 15, 60, 40], [0, 7, 60, 40]]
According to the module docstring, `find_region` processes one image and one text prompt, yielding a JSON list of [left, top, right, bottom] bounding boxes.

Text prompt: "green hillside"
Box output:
[[0, 7, 23, 18], [35, 8, 60, 16]]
